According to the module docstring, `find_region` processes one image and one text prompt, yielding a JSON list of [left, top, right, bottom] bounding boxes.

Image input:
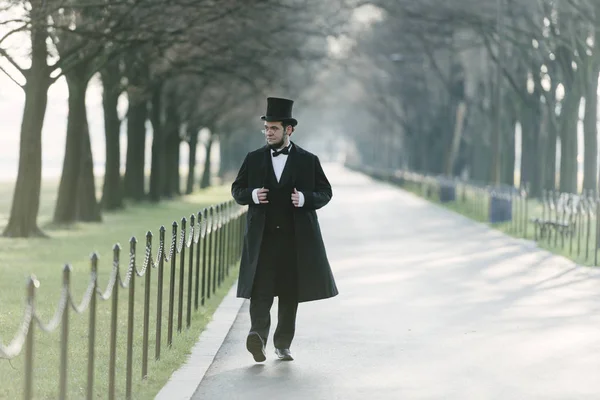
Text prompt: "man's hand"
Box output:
[[257, 187, 269, 204], [291, 188, 301, 207]]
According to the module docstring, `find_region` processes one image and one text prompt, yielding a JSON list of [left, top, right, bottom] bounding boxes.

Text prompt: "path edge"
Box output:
[[155, 283, 245, 400]]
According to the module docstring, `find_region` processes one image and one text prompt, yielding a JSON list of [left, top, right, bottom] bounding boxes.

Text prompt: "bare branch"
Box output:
[[0, 63, 24, 89], [0, 47, 26, 78], [0, 23, 29, 46]]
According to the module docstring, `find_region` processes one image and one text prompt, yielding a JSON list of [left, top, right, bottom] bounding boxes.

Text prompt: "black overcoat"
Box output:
[[231, 142, 339, 303]]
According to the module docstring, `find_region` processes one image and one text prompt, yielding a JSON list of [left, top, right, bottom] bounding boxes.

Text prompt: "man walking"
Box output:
[[231, 97, 338, 362]]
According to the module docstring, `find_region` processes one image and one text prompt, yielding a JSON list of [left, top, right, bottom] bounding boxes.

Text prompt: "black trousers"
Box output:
[[250, 230, 299, 349]]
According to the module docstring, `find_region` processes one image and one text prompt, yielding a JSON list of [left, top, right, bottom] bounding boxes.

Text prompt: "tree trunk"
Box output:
[[123, 98, 148, 200], [545, 131, 558, 191], [100, 64, 123, 210], [524, 108, 542, 197], [2, 14, 49, 237], [502, 109, 516, 187], [543, 100, 558, 191], [163, 131, 181, 198], [407, 134, 420, 171], [76, 117, 102, 221], [200, 134, 214, 189], [582, 60, 599, 194], [532, 105, 549, 198], [558, 90, 580, 194], [490, 65, 503, 185], [444, 101, 466, 176], [218, 133, 229, 180], [519, 103, 535, 189], [149, 84, 165, 202], [526, 69, 545, 198], [219, 133, 239, 181], [54, 65, 94, 223], [161, 100, 180, 198], [471, 123, 491, 182], [429, 112, 446, 174], [186, 129, 198, 195]]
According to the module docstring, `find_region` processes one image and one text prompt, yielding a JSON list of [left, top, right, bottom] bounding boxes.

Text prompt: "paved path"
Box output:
[[189, 164, 600, 399]]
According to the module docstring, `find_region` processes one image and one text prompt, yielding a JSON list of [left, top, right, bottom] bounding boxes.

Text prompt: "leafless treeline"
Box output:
[[338, 0, 600, 197], [0, 0, 349, 237]]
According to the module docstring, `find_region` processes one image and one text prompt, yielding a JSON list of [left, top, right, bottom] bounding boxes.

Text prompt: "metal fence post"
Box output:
[[586, 198, 592, 261], [142, 232, 152, 378], [202, 208, 209, 305], [156, 227, 165, 361], [126, 238, 136, 399], [219, 204, 225, 286], [523, 187, 529, 239], [594, 195, 600, 266], [168, 222, 177, 347], [195, 212, 203, 311], [207, 207, 214, 298], [177, 218, 187, 333], [108, 245, 121, 400], [24, 276, 38, 400], [187, 215, 195, 329], [59, 265, 71, 400], [87, 255, 98, 400], [214, 204, 221, 288], [227, 202, 233, 277]]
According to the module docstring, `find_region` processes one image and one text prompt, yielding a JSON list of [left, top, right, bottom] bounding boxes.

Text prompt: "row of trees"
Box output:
[[338, 0, 600, 198], [1, 0, 350, 237]]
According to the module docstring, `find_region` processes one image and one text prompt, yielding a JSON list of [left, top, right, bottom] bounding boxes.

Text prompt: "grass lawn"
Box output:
[[0, 178, 239, 399]]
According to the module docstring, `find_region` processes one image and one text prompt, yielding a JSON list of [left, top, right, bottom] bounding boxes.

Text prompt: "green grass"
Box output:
[[398, 178, 600, 267], [0, 178, 239, 399]]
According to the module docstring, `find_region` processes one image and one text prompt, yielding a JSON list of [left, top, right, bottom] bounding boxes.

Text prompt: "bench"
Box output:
[[530, 217, 573, 242], [530, 191, 577, 245]]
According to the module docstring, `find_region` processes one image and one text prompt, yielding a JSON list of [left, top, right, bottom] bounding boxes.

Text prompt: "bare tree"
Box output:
[[335, 0, 600, 195]]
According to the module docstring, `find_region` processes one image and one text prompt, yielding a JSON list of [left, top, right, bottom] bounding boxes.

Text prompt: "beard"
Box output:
[[267, 135, 287, 150]]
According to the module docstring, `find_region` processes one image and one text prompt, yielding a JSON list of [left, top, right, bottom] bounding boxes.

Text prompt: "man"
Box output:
[[231, 97, 338, 362]]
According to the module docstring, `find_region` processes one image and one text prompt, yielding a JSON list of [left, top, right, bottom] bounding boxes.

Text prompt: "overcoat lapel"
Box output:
[[260, 146, 270, 187]]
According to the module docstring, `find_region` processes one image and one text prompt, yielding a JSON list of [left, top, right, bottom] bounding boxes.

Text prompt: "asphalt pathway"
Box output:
[[191, 164, 600, 400]]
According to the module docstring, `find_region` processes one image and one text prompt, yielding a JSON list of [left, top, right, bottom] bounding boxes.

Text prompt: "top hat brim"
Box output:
[[261, 115, 298, 127]]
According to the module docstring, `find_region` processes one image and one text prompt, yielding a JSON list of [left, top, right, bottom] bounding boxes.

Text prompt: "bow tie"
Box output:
[[272, 147, 290, 157]]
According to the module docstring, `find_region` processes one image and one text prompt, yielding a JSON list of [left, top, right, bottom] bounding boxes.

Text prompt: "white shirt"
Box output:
[[271, 143, 291, 182], [252, 143, 305, 206]]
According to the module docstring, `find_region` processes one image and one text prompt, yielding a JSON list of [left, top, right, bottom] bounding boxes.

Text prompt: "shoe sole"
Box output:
[[275, 351, 294, 361], [246, 333, 266, 362]]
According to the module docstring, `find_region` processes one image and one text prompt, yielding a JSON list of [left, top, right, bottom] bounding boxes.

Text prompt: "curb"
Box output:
[[155, 283, 245, 400]]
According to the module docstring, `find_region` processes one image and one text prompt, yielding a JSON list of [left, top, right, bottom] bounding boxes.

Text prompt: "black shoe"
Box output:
[[246, 332, 266, 362], [275, 348, 294, 361]]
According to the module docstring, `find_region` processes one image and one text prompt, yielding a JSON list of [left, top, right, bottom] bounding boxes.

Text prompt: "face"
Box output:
[[263, 121, 292, 149]]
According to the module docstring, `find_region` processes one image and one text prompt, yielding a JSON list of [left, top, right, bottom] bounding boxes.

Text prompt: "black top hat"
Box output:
[[260, 97, 298, 127]]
